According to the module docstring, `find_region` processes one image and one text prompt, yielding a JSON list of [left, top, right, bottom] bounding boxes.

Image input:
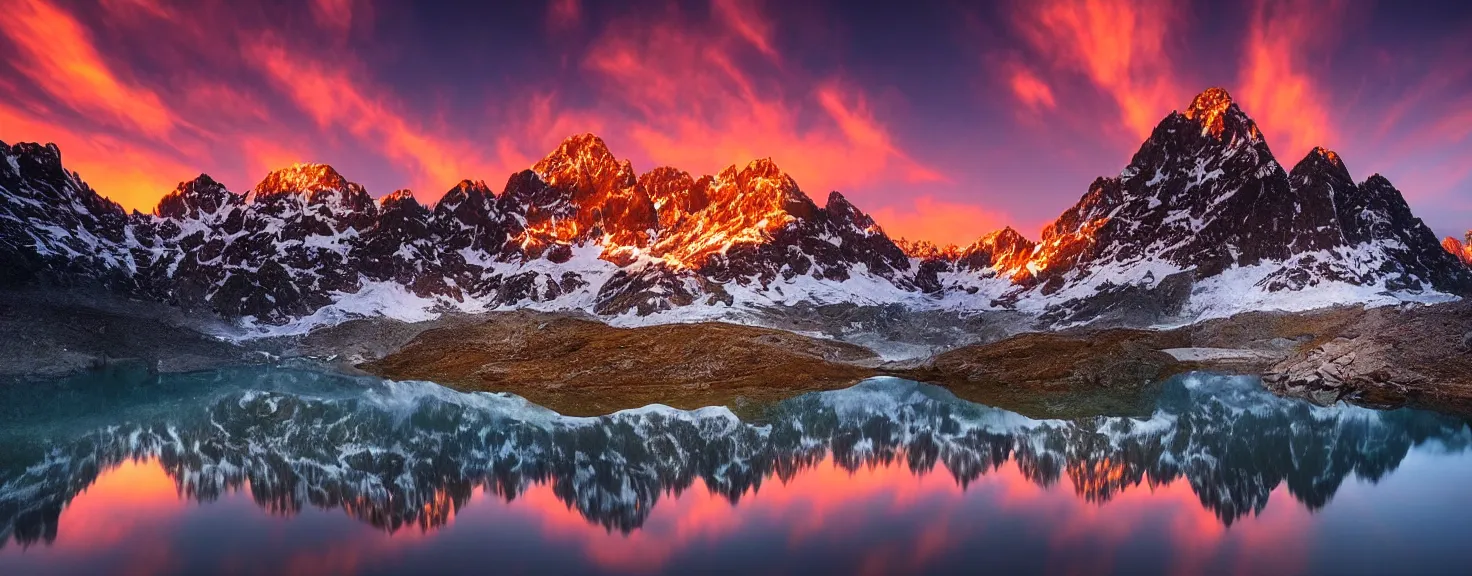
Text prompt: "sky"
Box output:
[[0, 0, 1469, 245]]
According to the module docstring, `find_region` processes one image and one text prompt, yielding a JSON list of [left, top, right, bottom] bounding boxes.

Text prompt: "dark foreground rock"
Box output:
[[0, 288, 259, 379]]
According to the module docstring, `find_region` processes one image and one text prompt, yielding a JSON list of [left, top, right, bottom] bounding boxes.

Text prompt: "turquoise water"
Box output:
[[1, 366, 1469, 575]]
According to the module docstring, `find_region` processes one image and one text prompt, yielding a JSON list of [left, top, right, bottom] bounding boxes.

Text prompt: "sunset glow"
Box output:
[[0, 0, 1466, 244]]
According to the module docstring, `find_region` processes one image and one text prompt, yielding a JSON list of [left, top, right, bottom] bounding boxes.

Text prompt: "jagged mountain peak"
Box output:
[[640, 166, 705, 230], [255, 162, 349, 193], [249, 162, 375, 220], [640, 165, 693, 183], [532, 132, 635, 192], [823, 191, 876, 229], [2, 141, 63, 171], [957, 227, 1037, 273], [742, 157, 783, 177], [1185, 87, 1233, 115], [715, 158, 804, 206], [184, 173, 225, 189], [452, 178, 491, 192], [1291, 146, 1353, 184], [379, 189, 418, 208], [1183, 87, 1235, 134], [895, 238, 958, 260], [979, 226, 1028, 245], [442, 179, 496, 205], [1310, 145, 1344, 166], [639, 166, 697, 205], [538, 132, 614, 165], [154, 174, 239, 220], [1362, 173, 1395, 188], [1180, 86, 1262, 143]]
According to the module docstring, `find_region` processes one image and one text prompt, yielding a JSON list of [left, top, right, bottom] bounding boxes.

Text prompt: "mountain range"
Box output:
[[2, 87, 1468, 334]]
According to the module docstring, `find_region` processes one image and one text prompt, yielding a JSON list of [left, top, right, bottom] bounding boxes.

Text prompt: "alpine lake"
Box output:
[[1, 364, 1469, 576]]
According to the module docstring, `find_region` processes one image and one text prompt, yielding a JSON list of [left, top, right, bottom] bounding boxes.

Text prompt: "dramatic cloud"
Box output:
[[0, 0, 176, 137], [712, 0, 780, 60], [1239, 0, 1342, 163], [0, 101, 193, 211], [1014, 0, 1185, 139], [1, 0, 1468, 242], [1008, 67, 1057, 111], [581, 0, 941, 210], [248, 38, 488, 195]]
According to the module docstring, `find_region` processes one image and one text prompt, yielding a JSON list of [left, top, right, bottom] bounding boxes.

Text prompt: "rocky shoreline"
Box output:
[[4, 288, 1470, 419]]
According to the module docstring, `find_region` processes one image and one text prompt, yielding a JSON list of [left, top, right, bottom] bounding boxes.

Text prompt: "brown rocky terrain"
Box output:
[[903, 329, 1189, 418], [350, 303, 1472, 419], [6, 286, 1470, 419], [1262, 301, 1472, 413], [360, 311, 879, 417]]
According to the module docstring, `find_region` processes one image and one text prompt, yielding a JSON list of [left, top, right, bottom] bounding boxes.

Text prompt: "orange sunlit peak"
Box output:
[[1443, 236, 1472, 266], [380, 189, 418, 206], [253, 162, 353, 195], [1309, 146, 1343, 166], [535, 133, 618, 170], [1183, 87, 1239, 137]]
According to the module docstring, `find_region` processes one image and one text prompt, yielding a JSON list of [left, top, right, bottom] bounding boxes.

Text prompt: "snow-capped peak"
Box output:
[[154, 174, 239, 220], [3, 97, 1468, 334]]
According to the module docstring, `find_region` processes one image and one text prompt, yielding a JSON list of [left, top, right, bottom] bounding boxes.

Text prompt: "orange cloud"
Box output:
[[1239, 0, 1341, 162], [1009, 67, 1057, 111], [871, 196, 1012, 246], [712, 0, 779, 59], [583, 2, 941, 202], [0, 0, 176, 137], [1015, 0, 1184, 139], [0, 102, 194, 212], [246, 37, 534, 199]]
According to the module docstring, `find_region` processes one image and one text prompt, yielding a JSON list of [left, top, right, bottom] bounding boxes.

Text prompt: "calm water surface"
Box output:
[[1, 366, 1470, 575]]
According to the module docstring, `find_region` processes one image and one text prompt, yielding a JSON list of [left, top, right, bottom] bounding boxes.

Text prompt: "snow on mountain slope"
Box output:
[[2, 88, 1468, 337], [0, 141, 140, 287], [932, 88, 1470, 324]]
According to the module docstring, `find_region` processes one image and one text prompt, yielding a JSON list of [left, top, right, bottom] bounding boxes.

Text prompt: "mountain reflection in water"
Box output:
[[1, 367, 1470, 575]]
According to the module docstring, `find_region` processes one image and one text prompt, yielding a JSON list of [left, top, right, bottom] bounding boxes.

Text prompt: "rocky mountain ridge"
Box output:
[[2, 87, 1468, 336]]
